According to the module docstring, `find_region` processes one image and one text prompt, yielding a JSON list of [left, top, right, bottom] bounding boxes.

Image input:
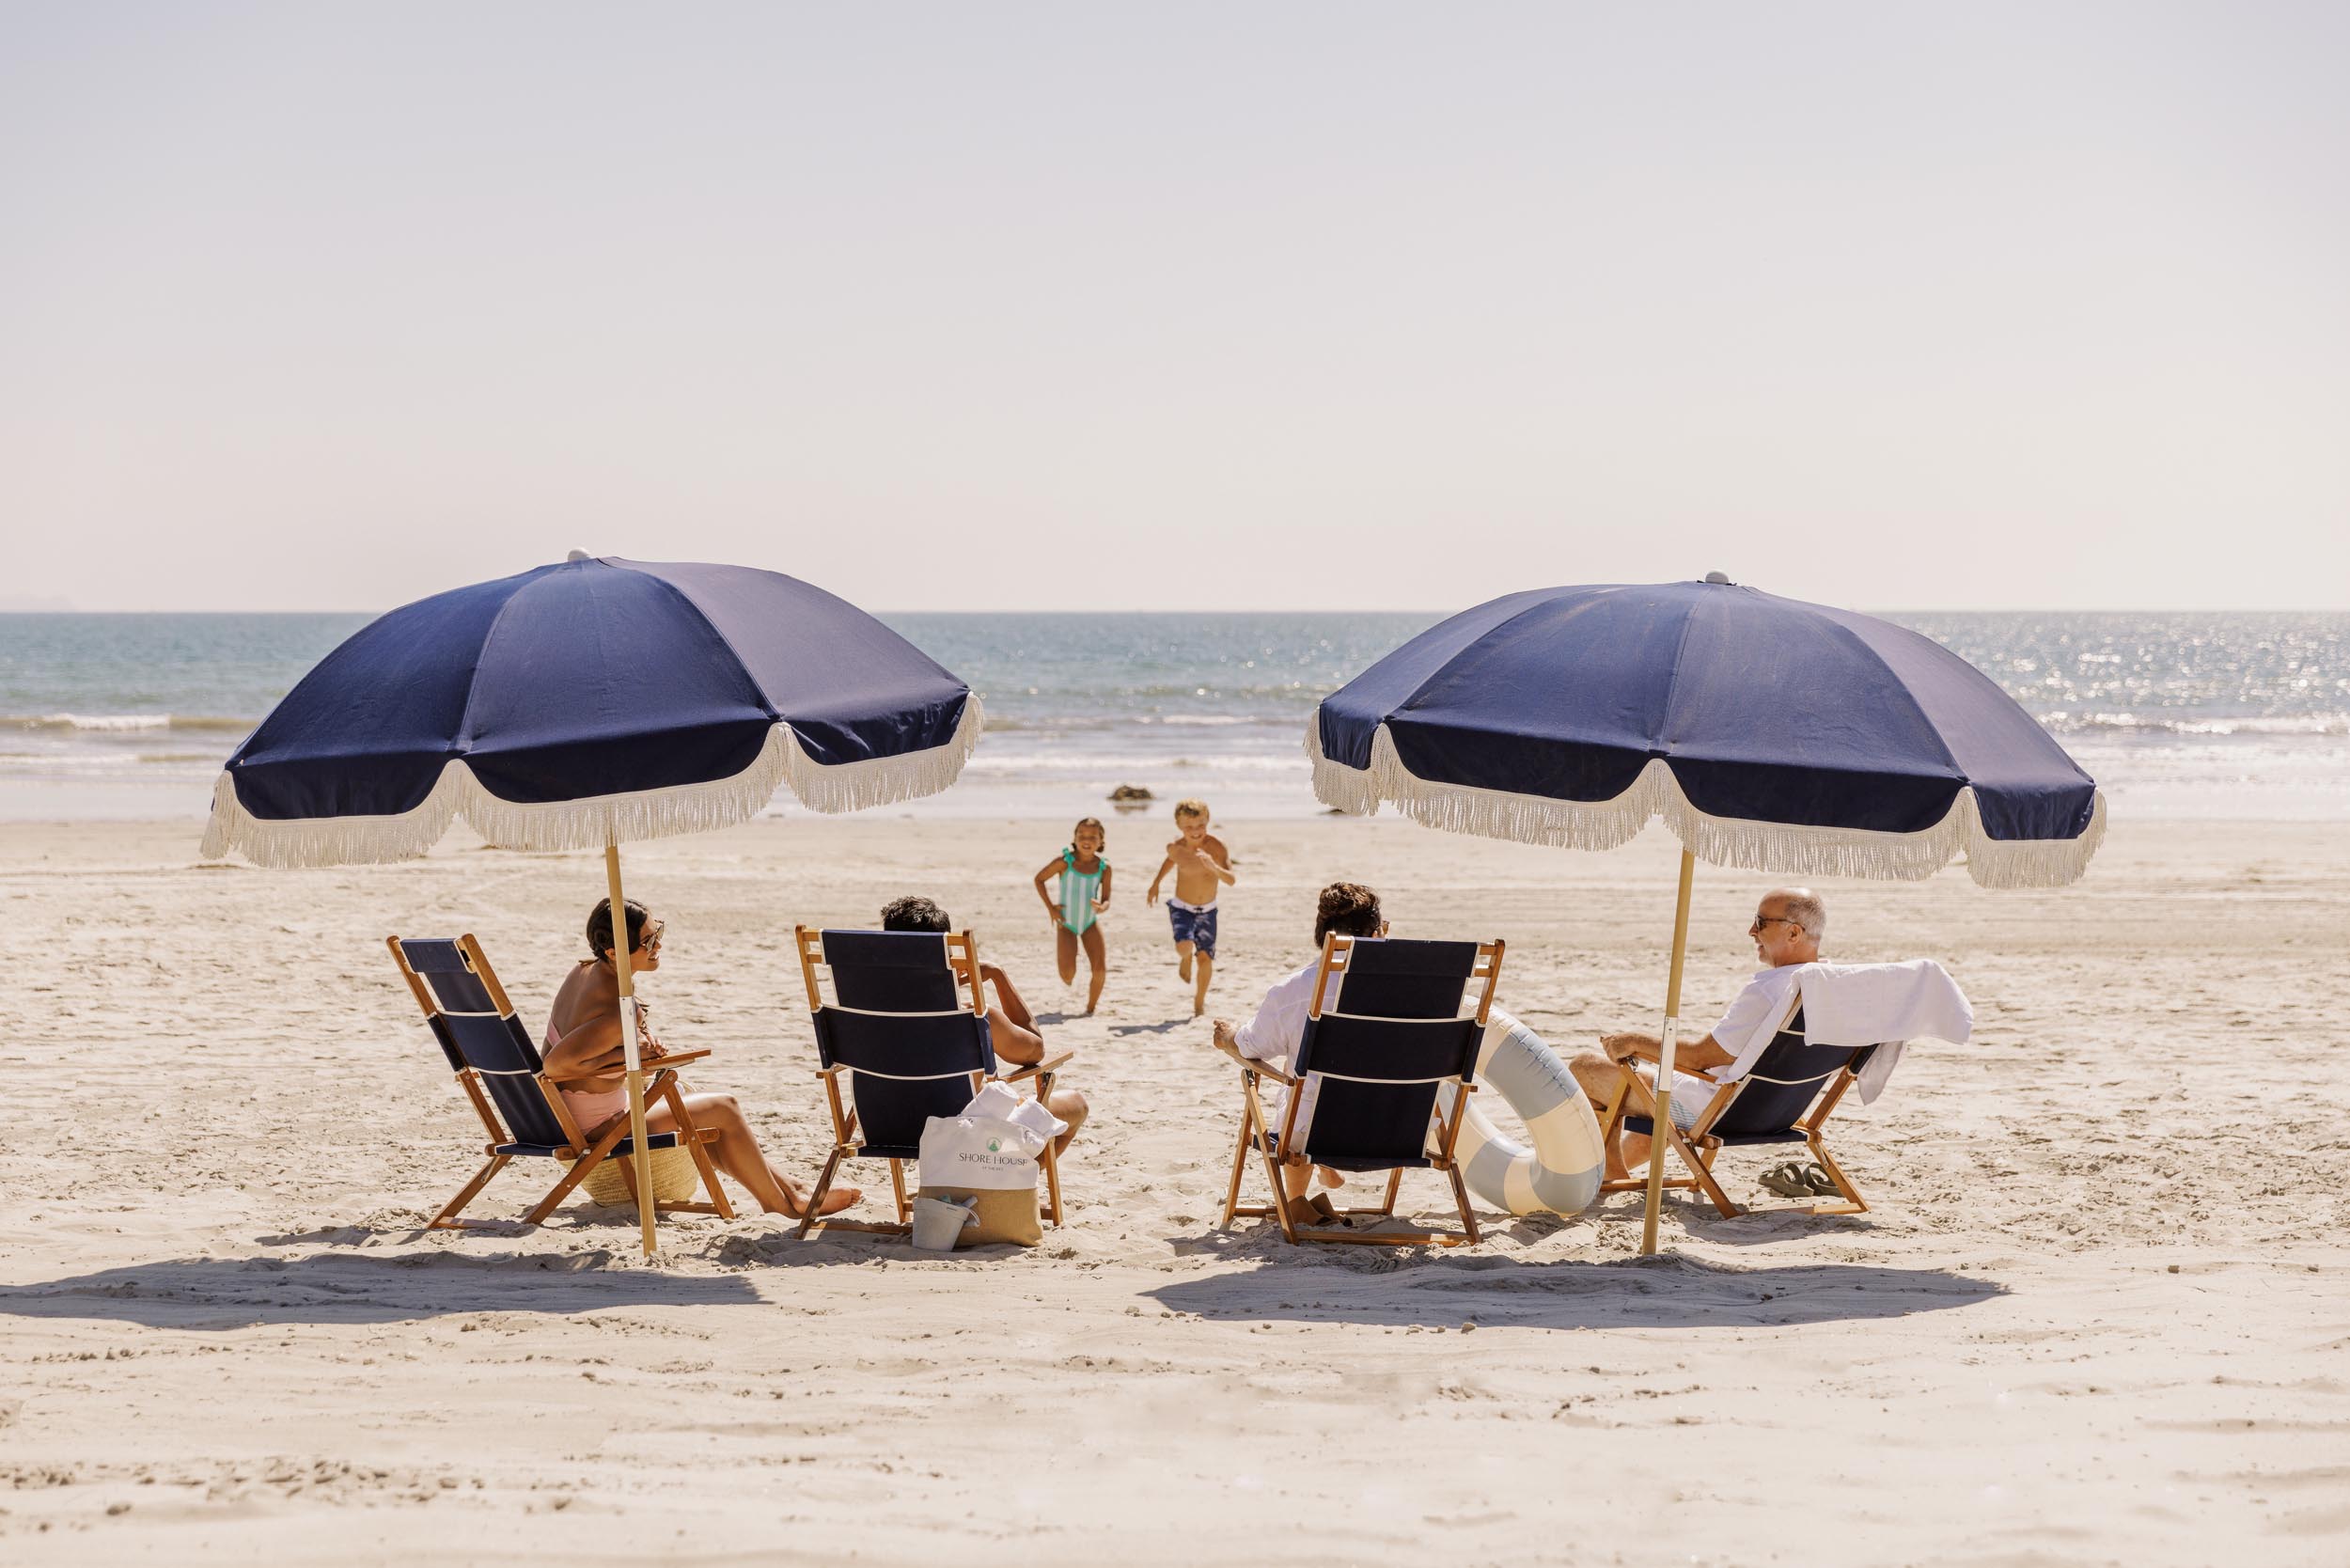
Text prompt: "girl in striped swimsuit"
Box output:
[[1032, 817, 1113, 1015]]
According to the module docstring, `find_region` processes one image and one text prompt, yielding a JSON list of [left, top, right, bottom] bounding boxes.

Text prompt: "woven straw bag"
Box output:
[[570, 1145, 700, 1207]]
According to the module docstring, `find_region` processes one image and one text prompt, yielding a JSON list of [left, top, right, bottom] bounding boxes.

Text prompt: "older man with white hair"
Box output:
[[1569, 886, 1827, 1182]]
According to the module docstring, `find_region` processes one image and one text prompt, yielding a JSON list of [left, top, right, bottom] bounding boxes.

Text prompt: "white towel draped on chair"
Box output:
[[1716, 959, 1973, 1105]]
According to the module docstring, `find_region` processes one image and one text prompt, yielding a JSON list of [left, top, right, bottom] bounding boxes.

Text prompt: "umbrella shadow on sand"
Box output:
[[0, 1248, 765, 1330], [1145, 1251, 2001, 1332]]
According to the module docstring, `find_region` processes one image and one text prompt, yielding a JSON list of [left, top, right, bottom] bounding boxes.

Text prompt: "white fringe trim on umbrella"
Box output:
[[1308, 720, 2107, 889], [200, 697, 985, 869]]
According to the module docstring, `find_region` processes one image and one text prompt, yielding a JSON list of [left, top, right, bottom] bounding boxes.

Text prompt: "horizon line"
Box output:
[[8, 604, 2350, 618]]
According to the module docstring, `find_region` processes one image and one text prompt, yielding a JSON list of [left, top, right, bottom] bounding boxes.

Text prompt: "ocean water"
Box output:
[[3, 609, 2344, 824]]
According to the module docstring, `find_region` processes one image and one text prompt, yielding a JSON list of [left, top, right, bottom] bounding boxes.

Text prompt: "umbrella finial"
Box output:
[[566, 550, 591, 563], [1703, 571, 1731, 585]]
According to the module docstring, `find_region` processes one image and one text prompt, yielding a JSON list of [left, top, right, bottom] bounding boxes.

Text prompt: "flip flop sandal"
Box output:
[[1758, 1162, 1814, 1200], [1283, 1196, 1349, 1231], [1306, 1193, 1355, 1230], [1798, 1163, 1841, 1197]]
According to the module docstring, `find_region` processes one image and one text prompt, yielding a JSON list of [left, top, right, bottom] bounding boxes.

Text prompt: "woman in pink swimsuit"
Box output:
[[542, 898, 857, 1221]]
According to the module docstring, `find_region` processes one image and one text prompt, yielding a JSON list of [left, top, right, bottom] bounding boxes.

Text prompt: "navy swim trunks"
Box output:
[[1167, 899, 1218, 958]]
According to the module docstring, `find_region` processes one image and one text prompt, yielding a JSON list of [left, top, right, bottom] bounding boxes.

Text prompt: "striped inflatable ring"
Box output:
[[1437, 1008, 1604, 1217]]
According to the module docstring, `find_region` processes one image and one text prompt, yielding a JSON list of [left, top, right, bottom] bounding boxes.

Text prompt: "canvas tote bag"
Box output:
[[915, 1114, 1047, 1247]]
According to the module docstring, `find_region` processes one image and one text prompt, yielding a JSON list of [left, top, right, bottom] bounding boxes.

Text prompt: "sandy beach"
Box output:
[[1, 808, 2342, 1565]]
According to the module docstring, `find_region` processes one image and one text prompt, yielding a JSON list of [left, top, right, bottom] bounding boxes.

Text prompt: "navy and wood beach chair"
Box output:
[[791, 926, 1073, 1240], [1597, 994, 1876, 1217], [1217, 933, 1504, 1248], [387, 934, 732, 1229]]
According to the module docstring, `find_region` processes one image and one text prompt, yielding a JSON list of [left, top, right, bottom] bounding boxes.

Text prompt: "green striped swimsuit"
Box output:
[[1057, 848, 1107, 935]]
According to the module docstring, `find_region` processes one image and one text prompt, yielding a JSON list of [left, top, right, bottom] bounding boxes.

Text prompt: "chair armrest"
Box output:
[[1000, 1050, 1075, 1084], [557, 1062, 692, 1098], [637, 1049, 713, 1070], [1214, 1039, 1295, 1086]]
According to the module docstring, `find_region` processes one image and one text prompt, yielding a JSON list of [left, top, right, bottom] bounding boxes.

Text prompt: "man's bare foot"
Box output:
[[779, 1183, 861, 1220], [1314, 1166, 1346, 1190]]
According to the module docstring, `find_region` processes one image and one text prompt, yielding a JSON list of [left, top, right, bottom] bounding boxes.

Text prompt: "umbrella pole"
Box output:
[[1639, 848, 1697, 1257], [603, 840, 659, 1260]]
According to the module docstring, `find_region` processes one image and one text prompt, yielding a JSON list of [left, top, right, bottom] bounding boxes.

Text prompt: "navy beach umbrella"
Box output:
[[201, 554, 982, 1252], [1309, 576, 2104, 1250], [204, 554, 978, 865]]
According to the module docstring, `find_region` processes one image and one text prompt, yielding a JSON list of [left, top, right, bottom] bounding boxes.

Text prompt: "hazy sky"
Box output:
[[3, 4, 2344, 612]]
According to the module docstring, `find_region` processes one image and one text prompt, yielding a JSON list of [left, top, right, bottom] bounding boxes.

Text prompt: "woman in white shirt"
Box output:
[[1208, 882, 1386, 1226]]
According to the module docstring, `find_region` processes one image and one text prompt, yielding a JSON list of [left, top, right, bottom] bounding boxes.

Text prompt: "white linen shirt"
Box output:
[[1231, 959, 1334, 1074], [1711, 964, 1795, 1062], [1230, 958, 1346, 1142], [1696, 964, 1804, 1084]]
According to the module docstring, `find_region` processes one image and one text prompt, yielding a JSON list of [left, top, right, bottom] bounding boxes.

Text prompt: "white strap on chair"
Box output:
[[1303, 1069, 1458, 1086], [1321, 1010, 1470, 1026], [845, 1065, 981, 1082], [823, 1004, 974, 1020]]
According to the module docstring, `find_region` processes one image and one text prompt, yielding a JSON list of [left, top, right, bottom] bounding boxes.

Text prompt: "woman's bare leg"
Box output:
[[645, 1094, 858, 1218], [1080, 925, 1106, 1014], [1043, 1088, 1089, 1156], [1277, 1157, 1335, 1227], [1281, 1158, 1313, 1204]]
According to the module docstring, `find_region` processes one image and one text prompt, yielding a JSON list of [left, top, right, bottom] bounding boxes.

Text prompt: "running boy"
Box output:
[[1032, 817, 1112, 1015], [1146, 798, 1235, 1015]]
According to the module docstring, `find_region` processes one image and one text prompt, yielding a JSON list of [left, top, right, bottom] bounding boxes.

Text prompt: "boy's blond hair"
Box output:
[[1172, 798, 1210, 823]]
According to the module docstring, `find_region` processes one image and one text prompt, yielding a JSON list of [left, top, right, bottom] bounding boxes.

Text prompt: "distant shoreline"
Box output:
[[6, 610, 2346, 824], [9, 605, 2350, 617]]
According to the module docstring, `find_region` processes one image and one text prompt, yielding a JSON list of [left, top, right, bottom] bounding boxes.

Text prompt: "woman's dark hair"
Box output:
[[881, 895, 951, 933], [587, 898, 652, 962], [1313, 882, 1383, 948]]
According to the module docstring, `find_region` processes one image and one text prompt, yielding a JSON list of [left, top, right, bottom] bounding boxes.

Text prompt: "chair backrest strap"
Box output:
[[843, 1065, 987, 1084], [1305, 1069, 1459, 1087], [823, 1003, 974, 1020], [390, 933, 574, 1151], [815, 929, 980, 1015], [1705, 1004, 1869, 1140], [1287, 1007, 1481, 1166], [1312, 935, 1482, 1021]]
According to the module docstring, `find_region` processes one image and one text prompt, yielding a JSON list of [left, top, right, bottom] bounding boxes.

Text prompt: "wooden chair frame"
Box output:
[[388, 933, 734, 1230], [1594, 993, 1869, 1218], [1217, 933, 1504, 1248], [791, 924, 1073, 1240]]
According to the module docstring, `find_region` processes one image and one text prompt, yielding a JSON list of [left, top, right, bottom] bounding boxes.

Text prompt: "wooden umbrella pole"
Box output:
[[1640, 849, 1698, 1256], [604, 840, 658, 1260]]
